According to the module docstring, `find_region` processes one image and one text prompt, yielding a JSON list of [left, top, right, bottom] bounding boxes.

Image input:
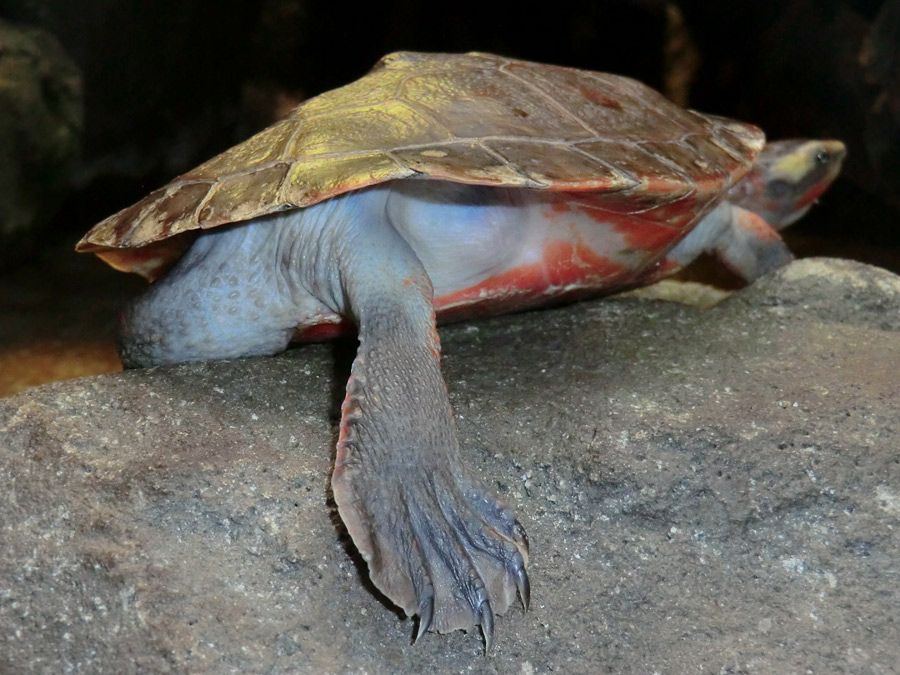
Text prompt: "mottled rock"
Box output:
[[1, 258, 898, 673]]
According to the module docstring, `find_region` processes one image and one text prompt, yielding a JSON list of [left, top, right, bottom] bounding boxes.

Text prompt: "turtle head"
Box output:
[[728, 139, 846, 230]]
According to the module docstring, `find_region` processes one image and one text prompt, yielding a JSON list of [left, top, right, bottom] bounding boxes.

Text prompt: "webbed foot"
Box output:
[[326, 205, 529, 648], [333, 374, 529, 650], [332, 370, 531, 649]]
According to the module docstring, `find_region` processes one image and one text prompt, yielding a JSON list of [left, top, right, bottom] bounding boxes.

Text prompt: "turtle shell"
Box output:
[[77, 51, 765, 280]]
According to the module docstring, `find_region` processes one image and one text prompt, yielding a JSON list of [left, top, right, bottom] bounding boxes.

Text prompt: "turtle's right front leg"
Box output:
[[330, 211, 529, 648]]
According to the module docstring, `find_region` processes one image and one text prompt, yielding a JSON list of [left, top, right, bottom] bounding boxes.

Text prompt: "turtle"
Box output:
[[77, 51, 845, 649]]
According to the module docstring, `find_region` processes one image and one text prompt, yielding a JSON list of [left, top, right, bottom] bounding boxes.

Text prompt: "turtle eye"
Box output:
[[815, 150, 831, 166]]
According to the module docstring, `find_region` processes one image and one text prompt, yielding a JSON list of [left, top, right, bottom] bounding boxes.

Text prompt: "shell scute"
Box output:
[[482, 139, 634, 190], [397, 68, 596, 142], [78, 51, 766, 280], [504, 64, 685, 139], [389, 142, 531, 186], [183, 119, 297, 181], [281, 152, 405, 207], [289, 103, 454, 158], [197, 162, 292, 227]]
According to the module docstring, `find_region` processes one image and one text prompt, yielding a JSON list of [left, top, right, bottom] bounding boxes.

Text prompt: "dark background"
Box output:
[[1, 0, 898, 392]]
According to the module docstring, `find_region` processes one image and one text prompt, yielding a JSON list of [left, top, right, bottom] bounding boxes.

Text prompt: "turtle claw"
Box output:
[[478, 597, 495, 653], [515, 563, 531, 612], [414, 593, 434, 644], [334, 453, 529, 648]]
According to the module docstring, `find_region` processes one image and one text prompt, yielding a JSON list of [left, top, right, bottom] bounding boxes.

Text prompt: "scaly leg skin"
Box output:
[[332, 215, 529, 650], [714, 207, 794, 281], [666, 202, 793, 282]]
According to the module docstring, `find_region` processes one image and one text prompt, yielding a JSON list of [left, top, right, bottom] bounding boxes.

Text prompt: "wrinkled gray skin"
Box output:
[[119, 139, 844, 649]]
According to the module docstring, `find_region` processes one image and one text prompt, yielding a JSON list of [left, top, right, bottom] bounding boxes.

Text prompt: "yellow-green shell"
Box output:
[[77, 51, 764, 280]]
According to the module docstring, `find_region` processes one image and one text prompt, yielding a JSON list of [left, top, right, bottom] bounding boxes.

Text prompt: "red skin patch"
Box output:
[[796, 182, 829, 209], [295, 321, 353, 341], [433, 238, 630, 322], [431, 189, 711, 321], [294, 189, 715, 341], [559, 189, 706, 251], [735, 209, 781, 241], [546, 199, 572, 215], [295, 237, 641, 340]]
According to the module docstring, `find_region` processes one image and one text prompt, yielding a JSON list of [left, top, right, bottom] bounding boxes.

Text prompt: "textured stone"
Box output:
[[1, 258, 898, 673]]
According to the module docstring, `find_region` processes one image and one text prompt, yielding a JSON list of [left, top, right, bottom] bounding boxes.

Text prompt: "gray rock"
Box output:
[[1, 257, 898, 674]]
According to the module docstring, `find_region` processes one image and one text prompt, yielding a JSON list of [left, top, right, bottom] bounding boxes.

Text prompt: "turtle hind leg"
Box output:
[[117, 217, 324, 368], [666, 202, 793, 283], [334, 315, 529, 645], [330, 204, 528, 647]]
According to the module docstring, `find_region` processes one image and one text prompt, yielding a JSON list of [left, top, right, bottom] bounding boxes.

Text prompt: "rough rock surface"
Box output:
[[1, 258, 898, 674]]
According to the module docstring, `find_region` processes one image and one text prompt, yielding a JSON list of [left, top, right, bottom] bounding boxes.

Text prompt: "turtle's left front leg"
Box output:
[[329, 212, 529, 648], [666, 202, 793, 282]]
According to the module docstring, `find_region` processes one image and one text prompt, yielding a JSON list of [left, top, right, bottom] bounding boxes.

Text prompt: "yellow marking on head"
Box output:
[[770, 142, 821, 181], [769, 140, 846, 184]]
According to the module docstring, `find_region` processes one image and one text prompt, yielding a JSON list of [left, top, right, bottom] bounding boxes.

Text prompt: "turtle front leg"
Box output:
[[331, 216, 529, 648], [667, 202, 794, 282]]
